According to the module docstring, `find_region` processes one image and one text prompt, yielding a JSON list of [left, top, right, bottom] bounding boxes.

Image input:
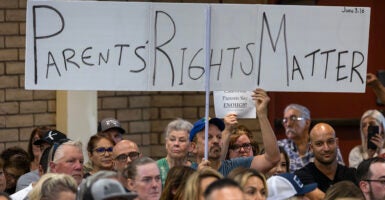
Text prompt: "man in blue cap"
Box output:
[[189, 88, 280, 176]]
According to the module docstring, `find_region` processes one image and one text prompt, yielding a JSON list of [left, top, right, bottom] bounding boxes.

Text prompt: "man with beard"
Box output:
[[279, 104, 344, 172], [294, 123, 357, 200], [357, 157, 385, 200], [189, 88, 280, 176]]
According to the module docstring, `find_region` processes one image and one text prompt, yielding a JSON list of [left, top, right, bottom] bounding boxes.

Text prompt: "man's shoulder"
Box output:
[[295, 162, 316, 172], [337, 163, 357, 173]]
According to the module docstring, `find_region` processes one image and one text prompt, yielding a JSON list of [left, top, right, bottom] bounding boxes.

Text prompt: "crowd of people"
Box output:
[[0, 74, 385, 200]]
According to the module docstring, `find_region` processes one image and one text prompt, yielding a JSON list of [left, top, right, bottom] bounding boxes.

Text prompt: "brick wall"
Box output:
[[0, 0, 268, 158]]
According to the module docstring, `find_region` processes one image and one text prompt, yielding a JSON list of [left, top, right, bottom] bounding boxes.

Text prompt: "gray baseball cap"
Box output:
[[91, 178, 137, 200]]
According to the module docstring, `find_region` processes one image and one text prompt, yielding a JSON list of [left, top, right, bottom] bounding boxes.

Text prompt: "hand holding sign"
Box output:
[[223, 113, 238, 133], [252, 88, 270, 118]]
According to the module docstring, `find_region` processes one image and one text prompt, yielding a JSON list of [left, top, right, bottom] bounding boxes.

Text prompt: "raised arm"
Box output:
[[220, 113, 238, 161], [250, 88, 280, 173], [367, 73, 385, 104]]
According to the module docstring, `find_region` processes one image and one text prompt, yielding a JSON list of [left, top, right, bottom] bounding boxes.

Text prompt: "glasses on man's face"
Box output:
[[282, 115, 305, 124], [365, 179, 385, 185], [230, 143, 252, 152], [94, 147, 113, 155], [115, 152, 140, 162]]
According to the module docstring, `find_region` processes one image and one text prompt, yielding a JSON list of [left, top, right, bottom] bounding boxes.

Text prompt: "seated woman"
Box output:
[[226, 125, 259, 160], [0, 147, 30, 195], [265, 146, 290, 178], [184, 168, 223, 200], [85, 135, 115, 178], [28, 127, 51, 171], [157, 118, 195, 186], [28, 173, 77, 200], [160, 166, 195, 200], [349, 109, 385, 168], [228, 167, 267, 200]]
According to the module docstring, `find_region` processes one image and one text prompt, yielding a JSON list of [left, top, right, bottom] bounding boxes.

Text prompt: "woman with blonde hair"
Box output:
[[184, 168, 223, 200], [28, 173, 77, 200], [349, 109, 385, 168], [228, 167, 267, 200]]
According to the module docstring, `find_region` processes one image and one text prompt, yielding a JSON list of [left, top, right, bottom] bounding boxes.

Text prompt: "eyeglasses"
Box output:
[[94, 147, 113, 155], [230, 143, 252, 152], [115, 152, 140, 162], [364, 179, 385, 185], [282, 115, 305, 124]]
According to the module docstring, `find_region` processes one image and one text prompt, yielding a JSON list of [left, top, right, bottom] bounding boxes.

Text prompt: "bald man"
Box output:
[[113, 139, 141, 172], [294, 123, 357, 200]]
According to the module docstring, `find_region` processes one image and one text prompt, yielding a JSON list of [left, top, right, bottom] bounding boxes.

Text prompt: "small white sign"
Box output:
[[214, 91, 256, 118]]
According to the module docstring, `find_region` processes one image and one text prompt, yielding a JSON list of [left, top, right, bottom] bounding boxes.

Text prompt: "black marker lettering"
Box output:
[[179, 47, 187, 85], [81, 47, 94, 66], [292, 56, 304, 80], [46, 51, 61, 78], [189, 48, 204, 80], [304, 49, 320, 76], [258, 12, 289, 86], [98, 49, 110, 65], [350, 51, 364, 83], [131, 41, 148, 73], [154, 11, 176, 86], [320, 49, 336, 79], [114, 44, 130, 66], [240, 42, 254, 75], [210, 49, 223, 80], [62, 48, 80, 71], [33, 5, 65, 84], [337, 50, 348, 81], [227, 47, 240, 78]]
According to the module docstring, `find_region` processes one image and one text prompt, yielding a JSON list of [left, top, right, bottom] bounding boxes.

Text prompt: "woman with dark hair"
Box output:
[[85, 135, 115, 178], [160, 166, 195, 200], [28, 127, 51, 171], [0, 147, 30, 194], [265, 146, 290, 178]]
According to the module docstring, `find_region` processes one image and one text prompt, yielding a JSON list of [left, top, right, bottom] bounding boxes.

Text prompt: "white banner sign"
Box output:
[[25, 0, 370, 92]]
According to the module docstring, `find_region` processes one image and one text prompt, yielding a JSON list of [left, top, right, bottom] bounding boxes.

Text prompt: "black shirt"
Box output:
[[294, 162, 357, 192]]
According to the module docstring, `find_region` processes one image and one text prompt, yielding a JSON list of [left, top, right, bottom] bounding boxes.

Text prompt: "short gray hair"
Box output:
[[284, 104, 311, 120], [165, 118, 193, 139], [53, 140, 83, 163]]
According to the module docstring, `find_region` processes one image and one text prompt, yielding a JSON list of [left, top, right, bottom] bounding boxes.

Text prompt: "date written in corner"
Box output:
[[341, 7, 365, 14]]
